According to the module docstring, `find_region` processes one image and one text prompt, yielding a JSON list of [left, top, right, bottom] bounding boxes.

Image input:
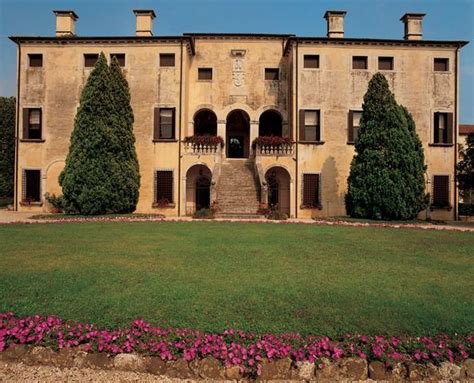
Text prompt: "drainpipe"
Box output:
[[453, 46, 459, 221], [177, 40, 184, 216], [14, 43, 21, 211], [294, 41, 299, 218]]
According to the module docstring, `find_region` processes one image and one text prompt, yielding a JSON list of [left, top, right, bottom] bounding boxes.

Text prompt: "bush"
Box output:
[[44, 193, 67, 213], [459, 203, 474, 216], [266, 206, 288, 220], [192, 208, 215, 219]]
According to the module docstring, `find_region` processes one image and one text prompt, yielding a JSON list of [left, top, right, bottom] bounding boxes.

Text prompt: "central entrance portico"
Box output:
[[226, 109, 250, 158]]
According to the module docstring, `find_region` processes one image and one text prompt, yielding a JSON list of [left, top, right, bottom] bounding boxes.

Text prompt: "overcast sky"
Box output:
[[1, 0, 473, 122]]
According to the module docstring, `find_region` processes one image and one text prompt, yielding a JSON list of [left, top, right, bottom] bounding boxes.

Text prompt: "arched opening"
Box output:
[[265, 166, 291, 215], [226, 109, 250, 158], [185, 164, 212, 215], [259, 110, 283, 137], [194, 109, 217, 136]]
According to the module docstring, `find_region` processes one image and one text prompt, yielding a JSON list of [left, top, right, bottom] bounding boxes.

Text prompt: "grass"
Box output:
[[0, 221, 473, 336]]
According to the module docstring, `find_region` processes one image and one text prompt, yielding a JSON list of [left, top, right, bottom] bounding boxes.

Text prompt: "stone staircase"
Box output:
[[216, 159, 262, 217]]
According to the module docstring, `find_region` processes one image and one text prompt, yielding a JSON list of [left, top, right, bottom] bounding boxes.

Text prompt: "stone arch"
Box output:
[[185, 164, 213, 215], [193, 109, 217, 136], [219, 103, 256, 122], [264, 166, 291, 215], [226, 109, 251, 158], [259, 109, 283, 137]]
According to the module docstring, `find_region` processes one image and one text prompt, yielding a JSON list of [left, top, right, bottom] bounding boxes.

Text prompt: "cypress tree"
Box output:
[[60, 52, 140, 214], [345, 73, 428, 220], [0, 97, 15, 198]]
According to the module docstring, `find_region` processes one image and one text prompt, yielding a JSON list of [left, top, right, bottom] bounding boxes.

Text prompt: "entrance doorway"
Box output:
[[196, 176, 210, 210], [226, 110, 250, 158], [265, 167, 291, 215]]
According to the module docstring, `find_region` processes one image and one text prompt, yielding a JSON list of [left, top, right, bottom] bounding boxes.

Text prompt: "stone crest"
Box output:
[[230, 50, 246, 88]]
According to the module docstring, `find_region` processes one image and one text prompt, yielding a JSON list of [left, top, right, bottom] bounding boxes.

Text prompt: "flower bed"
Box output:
[[251, 135, 293, 149], [183, 135, 224, 147], [1, 312, 472, 378]]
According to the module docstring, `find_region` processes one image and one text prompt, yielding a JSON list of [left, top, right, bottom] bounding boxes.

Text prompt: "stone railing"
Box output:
[[183, 142, 222, 155], [255, 143, 294, 156]]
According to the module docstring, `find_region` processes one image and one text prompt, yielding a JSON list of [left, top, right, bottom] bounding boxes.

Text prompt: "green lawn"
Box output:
[[0, 221, 473, 336]]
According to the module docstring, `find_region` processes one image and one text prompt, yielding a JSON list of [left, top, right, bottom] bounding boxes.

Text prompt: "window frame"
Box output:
[[197, 67, 213, 81], [28, 54, 43, 68], [352, 56, 368, 70], [431, 175, 450, 208], [84, 53, 99, 68], [153, 107, 176, 141], [264, 67, 280, 81], [433, 58, 449, 72], [378, 56, 394, 71], [432, 111, 453, 145], [110, 53, 126, 67], [21, 168, 42, 205], [159, 53, 176, 68], [299, 109, 322, 143], [303, 54, 320, 69], [153, 169, 175, 207], [301, 173, 321, 209], [348, 109, 362, 144], [22, 107, 43, 141]]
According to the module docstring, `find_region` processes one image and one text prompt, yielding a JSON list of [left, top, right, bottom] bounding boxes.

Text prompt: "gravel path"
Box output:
[[0, 361, 184, 382]]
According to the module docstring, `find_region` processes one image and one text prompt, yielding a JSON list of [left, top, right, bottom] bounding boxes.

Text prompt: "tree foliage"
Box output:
[[345, 73, 428, 220], [457, 132, 474, 200], [0, 96, 15, 198], [59, 53, 140, 214]]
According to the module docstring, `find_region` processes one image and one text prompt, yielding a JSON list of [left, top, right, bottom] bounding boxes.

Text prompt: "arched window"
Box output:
[[194, 109, 217, 136], [259, 110, 283, 137]]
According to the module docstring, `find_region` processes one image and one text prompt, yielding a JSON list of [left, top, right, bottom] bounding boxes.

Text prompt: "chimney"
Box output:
[[324, 10, 347, 38], [53, 10, 79, 37], [400, 13, 426, 40], [133, 9, 156, 36]]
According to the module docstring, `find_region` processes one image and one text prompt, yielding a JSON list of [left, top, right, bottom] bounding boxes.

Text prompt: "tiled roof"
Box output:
[[459, 124, 474, 135]]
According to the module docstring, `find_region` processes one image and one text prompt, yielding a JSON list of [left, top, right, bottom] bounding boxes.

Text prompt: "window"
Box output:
[[198, 68, 213, 80], [352, 56, 368, 70], [433, 112, 453, 144], [84, 54, 99, 67], [22, 170, 41, 203], [28, 54, 43, 67], [299, 110, 321, 142], [434, 58, 449, 72], [155, 170, 174, 204], [265, 68, 280, 80], [154, 108, 175, 140], [348, 110, 362, 143], [432, 175, 450, 207], [110, 53, 125, 67], [302, 174, 320, 208], [22, 108, 42, 140], [378, 57, 393, 71], [160, 53, 175, 67], [304, 55, 319, 69]]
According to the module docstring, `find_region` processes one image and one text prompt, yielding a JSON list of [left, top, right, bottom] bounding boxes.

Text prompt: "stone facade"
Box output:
[[10, 9, 468, 219]]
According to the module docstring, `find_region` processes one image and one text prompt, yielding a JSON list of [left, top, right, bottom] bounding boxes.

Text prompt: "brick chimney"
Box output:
[[324, 10, 346, 38], [400, 13, 426, 40], [133, 9, 156, 36], [53, 10, 79, 37]]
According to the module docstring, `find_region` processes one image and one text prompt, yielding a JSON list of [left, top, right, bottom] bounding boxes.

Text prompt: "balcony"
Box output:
[[252, 136, 294, 157], [183, 135, 224, 155]]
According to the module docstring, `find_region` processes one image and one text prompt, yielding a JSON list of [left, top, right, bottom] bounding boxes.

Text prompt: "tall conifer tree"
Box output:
[[0, 97, 15, 198], [60, 53, 140, 214], [346, 73, 427, 220]]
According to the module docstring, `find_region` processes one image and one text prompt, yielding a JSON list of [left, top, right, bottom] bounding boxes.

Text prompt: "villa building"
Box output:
[[10, 9, 468, 219]]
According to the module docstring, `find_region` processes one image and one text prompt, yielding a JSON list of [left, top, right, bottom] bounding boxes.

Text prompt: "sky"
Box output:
[[0, 0, 473, 122]]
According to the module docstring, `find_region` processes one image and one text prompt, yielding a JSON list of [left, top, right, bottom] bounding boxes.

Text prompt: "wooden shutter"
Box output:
[[299, 110, 305, 141], [433, 175, 449, 207], [22, 108, 29, 139], [348, 110, 354, 143], [303, 174, 319, 206], [433, 112, 439, 144], [153, 108, 160, 140], [171, 108, 176, 140], [446, 112, 453, 144], [156, 170, 173, 203]]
